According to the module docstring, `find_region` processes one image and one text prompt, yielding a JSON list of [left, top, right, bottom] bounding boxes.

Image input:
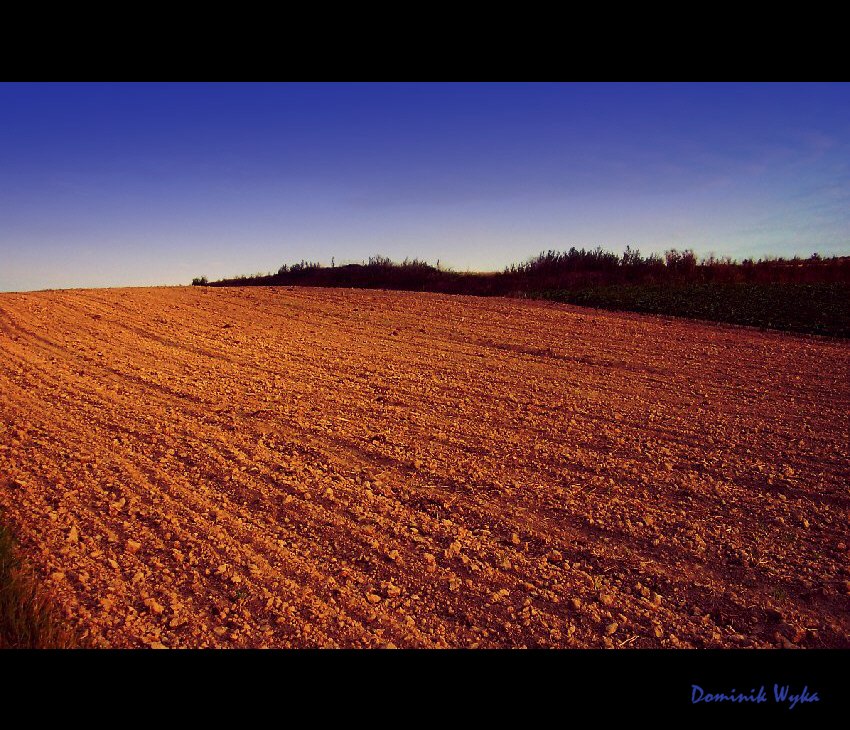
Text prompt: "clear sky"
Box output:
[[1, 82, 848, 291]]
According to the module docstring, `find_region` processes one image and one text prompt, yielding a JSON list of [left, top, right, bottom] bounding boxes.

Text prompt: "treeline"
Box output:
[[196, 247, 850, 293], [506, 247, 850, 286], [197, 255, 496, 294], [192, 248, 850, 337]]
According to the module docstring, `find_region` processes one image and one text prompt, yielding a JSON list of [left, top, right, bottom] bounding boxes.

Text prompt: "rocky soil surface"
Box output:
[[0, 286, 847, 648]]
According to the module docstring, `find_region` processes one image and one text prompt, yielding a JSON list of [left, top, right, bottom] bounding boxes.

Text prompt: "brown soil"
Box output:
[[0, 286, 848, 648]]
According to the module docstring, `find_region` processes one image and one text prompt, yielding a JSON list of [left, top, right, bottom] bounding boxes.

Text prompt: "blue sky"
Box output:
[[1, 82, 848, 291]]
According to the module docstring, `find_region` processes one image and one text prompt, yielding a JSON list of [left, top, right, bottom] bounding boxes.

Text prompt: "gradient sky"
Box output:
[[1, 82, 848, 291]]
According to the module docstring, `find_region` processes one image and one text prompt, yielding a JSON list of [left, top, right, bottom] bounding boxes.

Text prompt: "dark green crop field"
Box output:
[[538, 283, 850, 338]]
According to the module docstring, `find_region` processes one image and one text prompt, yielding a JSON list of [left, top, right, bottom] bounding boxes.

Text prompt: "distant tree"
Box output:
[[621, 245, 642, 267], [192, 276, 208, 286]]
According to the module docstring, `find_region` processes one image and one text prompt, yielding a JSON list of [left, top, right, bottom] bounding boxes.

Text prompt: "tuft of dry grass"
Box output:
[[0, 517, 77, 649]]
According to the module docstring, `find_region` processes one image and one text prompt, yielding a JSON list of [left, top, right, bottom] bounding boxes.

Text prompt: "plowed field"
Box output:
[[0, 286, 848, 648]]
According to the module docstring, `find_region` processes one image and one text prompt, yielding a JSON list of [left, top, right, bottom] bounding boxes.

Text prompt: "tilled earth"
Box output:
[[0, 286, 848, 648]]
